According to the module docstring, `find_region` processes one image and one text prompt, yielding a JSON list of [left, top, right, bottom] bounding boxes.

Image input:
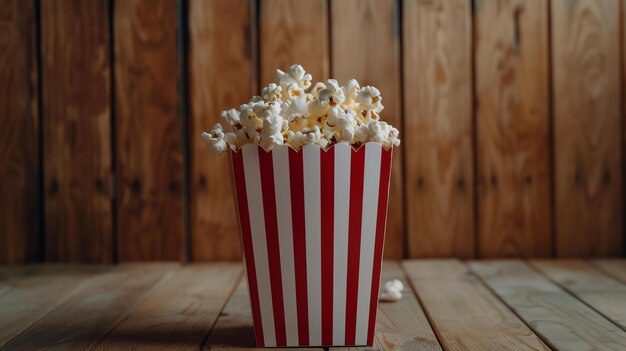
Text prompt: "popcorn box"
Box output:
[[230, 142, 393, 347]]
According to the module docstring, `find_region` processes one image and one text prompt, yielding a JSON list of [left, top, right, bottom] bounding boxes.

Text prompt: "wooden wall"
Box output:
[[0, 0, 624, 262]]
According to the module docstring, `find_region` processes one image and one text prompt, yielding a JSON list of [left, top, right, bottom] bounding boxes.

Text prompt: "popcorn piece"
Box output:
[[342, 79, 360, 109], [259, 114, 285, 151], [387, 126, 401, 148], [201, 124, 228, 156], [318, 79, 345, 107], [380, 288, 402, 302], [356, 86, 384, 124], [260, 83, 282, 103], [252, 101, 281, 120], [240, 103, 263, 131], [326, 107, 356, 130], [380, 279, 404, 302], [275, 64, 312, 91], [354, 124, 370, 144], [301, 126, 328, 148], [385, 279, 404, 292], [368, 121, 391, 144], [310, 82, 327, 97], [220, 108, 240, 131]]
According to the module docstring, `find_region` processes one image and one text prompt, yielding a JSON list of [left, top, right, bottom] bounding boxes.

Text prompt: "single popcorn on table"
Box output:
[[380, 279, 405, 302], [202, 64, 400, 152]]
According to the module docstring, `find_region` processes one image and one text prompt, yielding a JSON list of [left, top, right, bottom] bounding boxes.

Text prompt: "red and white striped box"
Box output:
[[230, 142, 393, 347]]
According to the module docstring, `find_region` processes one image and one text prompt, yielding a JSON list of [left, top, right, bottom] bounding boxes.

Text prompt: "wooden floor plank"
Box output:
[[330, 261, 441, 351], [0, 265, 113, 347], [403, 260, 549, 351], [203, 278, 321, 351], [532, 260, 626, 331], [93, 263, 242, 350], [593, 260, 626, 283], [470, 260, 626, 350], [1, 264, 172, 350]]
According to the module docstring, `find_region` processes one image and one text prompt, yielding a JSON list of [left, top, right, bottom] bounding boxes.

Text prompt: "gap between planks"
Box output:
[[531, 259, 626, 331], [403, 259, 549, 351], [470, 260, 626, 351]]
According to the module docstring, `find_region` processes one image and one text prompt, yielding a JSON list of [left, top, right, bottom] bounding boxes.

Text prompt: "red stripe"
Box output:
[[231, 150, 264, 347], [288, 148, 309, 345], [366, 148, 393, 345], [320, 147, 335, 345], [258, 148, 287, 346], [344, 146, 366, 345]]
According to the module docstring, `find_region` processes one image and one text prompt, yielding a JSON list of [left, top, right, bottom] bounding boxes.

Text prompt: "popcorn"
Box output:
[[275, 64, 312, 92], [220, 108, 240, 130], [260, 83, 282, 103], [301, 126, 328, 148], [201, 124, 228, 156], [356, 86, 384, 123], [318, 79, 345, 107], [342, 79, 360, 109], [357, 86, 383, 113], [379, 279, 404, 302], [202, 64, 399, 152]]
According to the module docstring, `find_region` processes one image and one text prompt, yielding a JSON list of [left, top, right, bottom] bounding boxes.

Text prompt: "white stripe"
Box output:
[[272, 146, 298, 345], [242, 145, 276, 346], [355, 143, 382, 344], [332, 143, 351, 345], [303, 144, 321, 345]]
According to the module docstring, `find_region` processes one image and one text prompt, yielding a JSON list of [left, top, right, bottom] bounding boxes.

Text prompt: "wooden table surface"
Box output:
[[0, 260, 625, 351]]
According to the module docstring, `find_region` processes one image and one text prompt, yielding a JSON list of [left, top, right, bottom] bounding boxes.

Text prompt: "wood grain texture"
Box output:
[[93, 263, 242, 350], [552, 0, 623, 256], [203, 279, 256, 350], [260, 0, 329, 87], [1, 265, 170, 350], [475, 0, 551, 258], [532, 259, 626, 330], [204, 278, 321, 351], [403, 260, 549, 351], [593, 259, 626, 283], [328, 261, 442, 351], [115, 0, 183, 260], [0, 266, 109, 347], [0, 0, 40, 263], [188, 0, 253, 261], [470, 260, 626, 350], [403, 0, 474, 258], [331, 0, 403, 258], [41, 0, 112, 262]]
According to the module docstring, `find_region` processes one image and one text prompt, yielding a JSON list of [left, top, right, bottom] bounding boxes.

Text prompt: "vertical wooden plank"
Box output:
[[475, 0, 552, 257], [331, 0, 403, 258], [115, 0, 183, 260], [552, 0, 623, 256], [403, 0, 474, 258], [0, 0, 40, 263], [260, 0, 329, 87], [188, 0, 253, 261], [42, 0, 112, 262]]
